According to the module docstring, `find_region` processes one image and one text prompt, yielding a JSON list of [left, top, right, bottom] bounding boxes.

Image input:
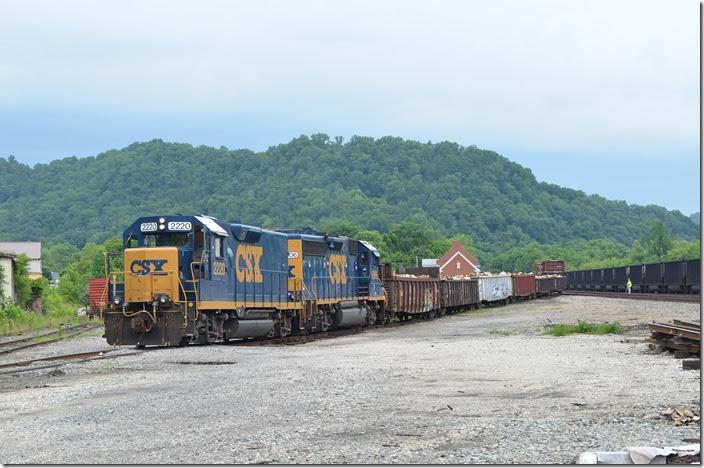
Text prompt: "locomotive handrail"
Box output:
[[307, 275, 374, 301], [234, 267, 301, 308], [189, 261, 202, 318]]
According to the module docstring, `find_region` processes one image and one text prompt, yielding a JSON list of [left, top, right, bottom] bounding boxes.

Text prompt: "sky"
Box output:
[[0, 0, 700, 214]]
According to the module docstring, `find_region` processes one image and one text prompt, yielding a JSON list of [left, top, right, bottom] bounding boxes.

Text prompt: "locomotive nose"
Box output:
[[124, 247, 180, 304]]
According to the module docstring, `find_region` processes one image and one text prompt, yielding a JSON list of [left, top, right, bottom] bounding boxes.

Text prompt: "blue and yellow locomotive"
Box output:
[[104, 215, 386, 346]]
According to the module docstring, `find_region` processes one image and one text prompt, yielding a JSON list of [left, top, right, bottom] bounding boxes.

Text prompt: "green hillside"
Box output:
[[0, 135, 698, 256]]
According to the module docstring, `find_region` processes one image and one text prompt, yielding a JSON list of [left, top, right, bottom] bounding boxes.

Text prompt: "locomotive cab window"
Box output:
[[126, 234, 138, 248], [213, 235, 224, 258], [360, 252, 368, 269]]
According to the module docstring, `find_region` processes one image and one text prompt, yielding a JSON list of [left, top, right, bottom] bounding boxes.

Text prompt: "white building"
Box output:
[[0, 252, 16, 302]]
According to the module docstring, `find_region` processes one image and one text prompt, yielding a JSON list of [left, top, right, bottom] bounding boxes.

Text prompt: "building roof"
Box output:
[[0, 242, 42, 274], [0, 242, 41, 259], [438, 240, 480, 272]]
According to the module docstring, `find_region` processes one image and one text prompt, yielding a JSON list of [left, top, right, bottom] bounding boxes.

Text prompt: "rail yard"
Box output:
[[0, 294, 699, 464]]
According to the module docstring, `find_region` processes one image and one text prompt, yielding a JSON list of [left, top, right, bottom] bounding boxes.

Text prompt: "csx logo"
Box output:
[[130, 259, 168, 275], [236, 244, 263, 283], [328, 254, 347, 285]]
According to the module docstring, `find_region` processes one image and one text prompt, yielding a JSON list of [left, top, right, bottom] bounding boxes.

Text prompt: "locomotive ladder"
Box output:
[[301, 282, 318, 332]]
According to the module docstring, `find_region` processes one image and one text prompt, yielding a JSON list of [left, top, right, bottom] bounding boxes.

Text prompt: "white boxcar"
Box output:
[[477, 274, 513, 303]]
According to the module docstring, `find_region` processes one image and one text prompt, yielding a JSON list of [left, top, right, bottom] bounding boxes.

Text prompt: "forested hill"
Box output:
[[0, 135, 697, 254]]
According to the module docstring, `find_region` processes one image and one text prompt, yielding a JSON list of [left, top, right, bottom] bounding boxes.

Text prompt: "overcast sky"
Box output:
[[0, 0, 699, 214]]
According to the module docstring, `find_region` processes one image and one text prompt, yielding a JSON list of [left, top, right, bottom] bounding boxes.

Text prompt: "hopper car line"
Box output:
[[566, 260, 701, 295]]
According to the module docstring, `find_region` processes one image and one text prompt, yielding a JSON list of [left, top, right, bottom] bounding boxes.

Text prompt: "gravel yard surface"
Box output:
[[0, 296, 699, 464]]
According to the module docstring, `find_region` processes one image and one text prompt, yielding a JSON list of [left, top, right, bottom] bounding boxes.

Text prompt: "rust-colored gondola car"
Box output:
[[442, 278, 479, 312], [535, 275, 566, 296], [381, 264, 441, 319], [511, 274, 536, 299]]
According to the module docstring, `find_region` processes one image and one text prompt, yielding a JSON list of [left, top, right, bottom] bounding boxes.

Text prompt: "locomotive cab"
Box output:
[[105, 215, 223, 346]]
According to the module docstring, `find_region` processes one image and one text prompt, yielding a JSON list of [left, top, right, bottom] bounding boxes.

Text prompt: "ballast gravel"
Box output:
[[0, 295, 699, 464]]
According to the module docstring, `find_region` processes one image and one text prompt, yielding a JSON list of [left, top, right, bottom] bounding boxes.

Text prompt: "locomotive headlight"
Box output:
[[159, 217, 166, 223], [159, 224, 166, 230], [113, 295, 122, 306], [158, 294, 169, 304]]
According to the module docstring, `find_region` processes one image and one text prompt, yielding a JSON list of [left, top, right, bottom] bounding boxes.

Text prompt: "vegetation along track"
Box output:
[[0, 323, 103, 356], [563, 290, 700, 303]]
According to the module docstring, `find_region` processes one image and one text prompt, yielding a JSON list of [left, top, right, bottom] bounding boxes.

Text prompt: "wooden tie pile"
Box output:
[[646, 319, 700, 359]]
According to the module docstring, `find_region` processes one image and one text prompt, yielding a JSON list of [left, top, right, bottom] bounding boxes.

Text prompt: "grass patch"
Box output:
[[489, 329, 513, 336], [544, 320, 623, 336]]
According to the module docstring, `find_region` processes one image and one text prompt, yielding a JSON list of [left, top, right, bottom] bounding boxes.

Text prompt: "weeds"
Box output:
[[0, 289, 87, 336], [544, 320, 623, 336]]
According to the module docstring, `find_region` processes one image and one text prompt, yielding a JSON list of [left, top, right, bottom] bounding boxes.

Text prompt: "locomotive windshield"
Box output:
[[144, 233, 190, 247]]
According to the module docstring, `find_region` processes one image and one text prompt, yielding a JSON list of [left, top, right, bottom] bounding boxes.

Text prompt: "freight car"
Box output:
[[441, 277, 480, 312], [87, 278, 108, 318], [566, 259, 701, 295], [535, 275, 566, 296], [511, 274, 536, 300], [380, 263, 441, 320], [535, 259, 565, 275], [477, 274, 512, 304], [104, 215, 386, 346]]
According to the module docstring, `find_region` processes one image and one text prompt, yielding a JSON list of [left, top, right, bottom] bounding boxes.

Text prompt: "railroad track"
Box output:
[[0, 323, 103, 356], [0, 348, 150, 374], [563, 290, 700, 303]]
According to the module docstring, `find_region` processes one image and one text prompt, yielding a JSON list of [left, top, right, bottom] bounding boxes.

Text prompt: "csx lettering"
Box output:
[[130, 259, 168, 275], [328, 255, 347, 285], [235, 245, 263, 283]]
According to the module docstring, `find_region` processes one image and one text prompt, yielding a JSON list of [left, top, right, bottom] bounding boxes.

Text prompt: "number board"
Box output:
[[168, 221, 192, 231], [140, 222, 158, 232]]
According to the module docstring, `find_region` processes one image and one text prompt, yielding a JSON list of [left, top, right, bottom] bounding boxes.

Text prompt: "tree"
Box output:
[[646, 221, 673, 260], [42, 242, 80, 277]]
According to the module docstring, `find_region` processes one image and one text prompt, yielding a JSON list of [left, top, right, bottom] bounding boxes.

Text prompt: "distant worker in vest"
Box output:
[[626, 278, 632, 294]]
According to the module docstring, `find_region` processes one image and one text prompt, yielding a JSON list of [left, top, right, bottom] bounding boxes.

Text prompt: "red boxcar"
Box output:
[[536, 259, 565, 275], [512, 274, 536, 299], [88, 278, 108, 315]]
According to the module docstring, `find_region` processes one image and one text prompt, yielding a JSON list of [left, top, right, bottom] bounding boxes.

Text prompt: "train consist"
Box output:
[[566, 259, 700, 294], [100, 215, 566, 347]]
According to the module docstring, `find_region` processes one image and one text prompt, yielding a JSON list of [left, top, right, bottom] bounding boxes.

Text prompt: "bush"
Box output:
[[544, 320, 623, 336], [0, 288, 86, 335]]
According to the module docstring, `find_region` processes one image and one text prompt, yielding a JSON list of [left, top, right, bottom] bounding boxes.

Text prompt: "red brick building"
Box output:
[[437, 240, 481, 277]]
